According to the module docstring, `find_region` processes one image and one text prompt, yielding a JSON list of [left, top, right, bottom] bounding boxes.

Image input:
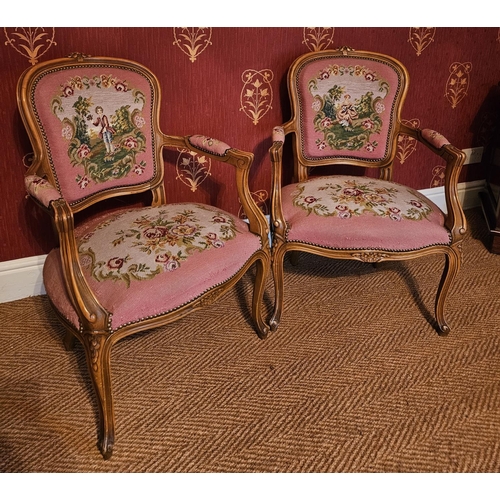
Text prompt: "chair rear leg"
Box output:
[[63, 330, 76, 351], [83, 333, 116, 459], [252, 255, 271, 339], [270, 245, 286, 331], [435, 246, 461, 336]]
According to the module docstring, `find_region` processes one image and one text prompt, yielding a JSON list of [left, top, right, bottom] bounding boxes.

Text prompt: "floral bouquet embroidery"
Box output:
[[291, 177, 432, 221], [78, 205, 239, 287]]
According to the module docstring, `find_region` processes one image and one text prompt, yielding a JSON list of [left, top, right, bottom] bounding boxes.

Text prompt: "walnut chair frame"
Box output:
[[269, 47, 466, 335], [17, 54, 271, 459]]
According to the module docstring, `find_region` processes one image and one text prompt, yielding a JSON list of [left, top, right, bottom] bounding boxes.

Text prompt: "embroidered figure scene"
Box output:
[[52, 74, 148, 188], [308, 64, 389, 152]]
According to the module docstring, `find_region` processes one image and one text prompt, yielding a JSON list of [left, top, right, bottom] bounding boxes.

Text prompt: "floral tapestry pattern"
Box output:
[[308, 64, 389, 153], [51, 73, 149, 188], [291, 177, 433, 221], [79, 204, 239, 287]]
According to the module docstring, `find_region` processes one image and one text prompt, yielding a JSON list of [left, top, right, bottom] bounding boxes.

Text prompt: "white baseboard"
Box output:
[[0, 254, 46, 303], [0, 180, 486, 304], [419, 179, 485, 213]]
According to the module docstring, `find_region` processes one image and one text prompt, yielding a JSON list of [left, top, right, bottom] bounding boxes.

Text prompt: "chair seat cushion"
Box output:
[[44, 203, 263, 331], [282, 175, 451, 251]]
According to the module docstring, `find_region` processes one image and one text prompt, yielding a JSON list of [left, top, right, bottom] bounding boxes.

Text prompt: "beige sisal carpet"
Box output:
[[1, 208, 499, 472]]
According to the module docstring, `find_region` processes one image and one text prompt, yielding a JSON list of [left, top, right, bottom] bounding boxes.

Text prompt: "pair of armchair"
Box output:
[[18, 48, 466, 459]]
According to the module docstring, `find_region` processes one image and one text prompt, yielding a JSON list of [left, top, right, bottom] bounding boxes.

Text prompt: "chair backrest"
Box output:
[[287, 47, 409, 177], [18, 54, 163, 211]]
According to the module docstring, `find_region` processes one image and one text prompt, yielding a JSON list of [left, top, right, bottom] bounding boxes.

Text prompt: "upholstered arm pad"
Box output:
[[272, 126, 285, 143], [421, 129, 450, 149], [187, 134, 231, 156], [25, 175, 61, 207]]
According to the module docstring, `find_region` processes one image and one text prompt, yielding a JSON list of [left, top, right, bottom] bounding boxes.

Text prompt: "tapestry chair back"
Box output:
[[270, 47, 467, 335], [290, 48, 405, 175], [18, 54, 272, 459], [22, 55, 161, 209]]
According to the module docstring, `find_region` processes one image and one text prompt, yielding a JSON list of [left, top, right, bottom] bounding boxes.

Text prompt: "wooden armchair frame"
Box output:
[[269, 47, 466, 335], [18, 54, 271, 459]]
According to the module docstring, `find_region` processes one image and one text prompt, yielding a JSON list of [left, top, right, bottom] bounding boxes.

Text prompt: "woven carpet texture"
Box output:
[[1, 208, 499, 472]]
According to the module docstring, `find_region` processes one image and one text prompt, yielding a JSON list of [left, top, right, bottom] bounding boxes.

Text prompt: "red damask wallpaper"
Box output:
[[1, 27, 500, 262]]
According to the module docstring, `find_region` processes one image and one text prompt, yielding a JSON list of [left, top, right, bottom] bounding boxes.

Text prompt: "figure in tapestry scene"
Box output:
[[93, 106, 116, 157], [336, 94, 358, 127]]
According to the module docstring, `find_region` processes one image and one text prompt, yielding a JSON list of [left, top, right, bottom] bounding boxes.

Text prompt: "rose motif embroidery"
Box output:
[[79, 205, 240, 287], [292, 177, 433, 221]]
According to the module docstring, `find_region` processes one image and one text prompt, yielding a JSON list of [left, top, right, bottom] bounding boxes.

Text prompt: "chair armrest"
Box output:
[[399, 124, 467, 242], [25, 175, 62, 208], [48, 198, 110, 331], [160, 133, 270, 248]]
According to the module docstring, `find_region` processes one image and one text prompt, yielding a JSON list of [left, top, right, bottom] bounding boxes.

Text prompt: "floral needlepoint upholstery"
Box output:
[[25, 175, 61, 207], [269, 48, 467, 336], [297, 56, 403, 162], [188, 135, 231, 156], [422, 129, 450, 149], [282, 176, 451, 251], [44, 203, 262, 331], [32, 64, 157, 205]]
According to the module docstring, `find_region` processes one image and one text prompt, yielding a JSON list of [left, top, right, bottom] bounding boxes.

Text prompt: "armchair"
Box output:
[[269, 47, 466, 334], [18, 54, 271, 458]]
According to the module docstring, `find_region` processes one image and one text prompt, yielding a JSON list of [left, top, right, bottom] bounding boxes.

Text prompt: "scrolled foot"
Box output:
[[99, 435, 114, 460], [437, 322, 451, 337], [257, 325, 270, 340], [269, 318, 279, 333]]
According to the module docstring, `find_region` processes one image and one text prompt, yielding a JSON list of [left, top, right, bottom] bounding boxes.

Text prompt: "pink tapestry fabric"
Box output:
[[272, 126, 285, 143], [282, 176, 451, 251], [25, 175, 61, 207], [188, 135, 231, 156], [422, 128, 450, 149], [295, 55, 403, 163], [43, 203, 262, 331], [32, 65, 157, 205]]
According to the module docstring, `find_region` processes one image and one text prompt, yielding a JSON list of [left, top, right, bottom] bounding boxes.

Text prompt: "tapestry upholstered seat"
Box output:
[[269, 47, 467, 334], [18, 54, 271, 459]]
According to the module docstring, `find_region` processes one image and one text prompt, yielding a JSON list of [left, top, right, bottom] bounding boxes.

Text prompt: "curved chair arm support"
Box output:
[[269, 130, 286, 241], [50, 198, 111, 332], [160, 133, 269, 246], [399, 123, 467, 242]]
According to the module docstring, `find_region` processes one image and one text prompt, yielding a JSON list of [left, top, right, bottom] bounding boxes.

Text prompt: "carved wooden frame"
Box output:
[[18, 54, 272, 459], [269, 48, 466, 335]]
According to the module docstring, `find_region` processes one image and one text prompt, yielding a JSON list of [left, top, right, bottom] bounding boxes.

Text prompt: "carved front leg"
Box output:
[[435, 245, 461, 336], [270, 243, 287, 332], [83, 333, 115, 459], [252, 253, 271, 339]]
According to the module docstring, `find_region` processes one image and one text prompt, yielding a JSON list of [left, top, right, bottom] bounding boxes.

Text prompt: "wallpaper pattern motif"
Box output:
[[240, 69, 274, 125], [408, 28, 435, 56], [3, 27, 56, 65], [2, 27, 500, 261], [302, 28, 335, 51], [172, 28, 212, 62], [446, 62, 473, 109], [176, 149, 212, 192]]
